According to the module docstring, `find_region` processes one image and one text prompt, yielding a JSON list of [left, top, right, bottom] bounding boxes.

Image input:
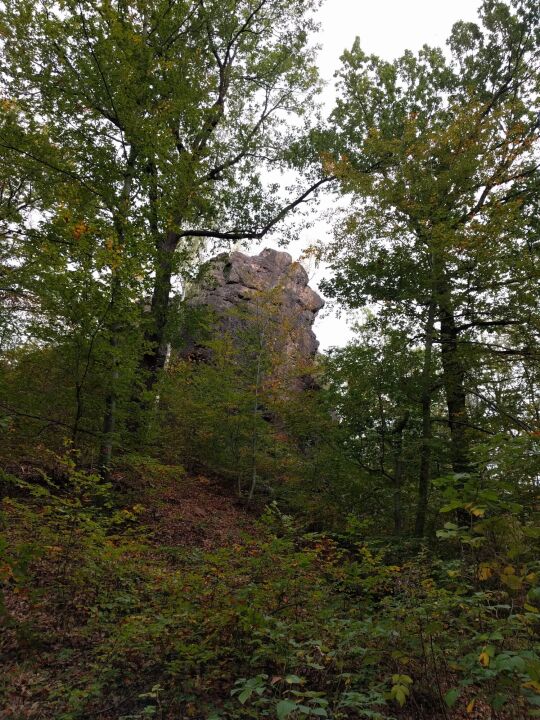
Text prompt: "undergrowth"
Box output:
[[1, 459, 539, 719]]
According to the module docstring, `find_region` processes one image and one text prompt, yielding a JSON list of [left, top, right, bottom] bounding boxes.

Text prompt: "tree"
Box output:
[[324, 0, 540, 487], [324, 318, 448, 536], [0, 0, 330, 462], [0, 104, 53, 354]]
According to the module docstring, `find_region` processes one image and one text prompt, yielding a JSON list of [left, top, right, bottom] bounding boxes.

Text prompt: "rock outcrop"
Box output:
[[181, 248, 324, 382]]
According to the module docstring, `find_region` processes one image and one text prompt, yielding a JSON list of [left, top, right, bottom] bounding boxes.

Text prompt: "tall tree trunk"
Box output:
[[248, 298, 268, 504], [432, 254, 471, 475], [415, 298, 436, 537], [392, 411, 410, 535], [98, 333, 119, 479], [140, 231, 179, 390], [128, 231, 178, 440], [247, 344, 263, 505], [72, 380, 84, 445], [439, 303, 470, 474], [98, 268, 124, 479], [99, 145, 137, 461]]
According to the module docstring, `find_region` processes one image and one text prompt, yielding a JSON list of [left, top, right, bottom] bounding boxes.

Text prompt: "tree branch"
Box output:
[[0, 402, 100, 438], [177, 176, 334, 241]]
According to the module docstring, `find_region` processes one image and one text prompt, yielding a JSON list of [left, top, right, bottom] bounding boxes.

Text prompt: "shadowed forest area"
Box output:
[[1, 0, 539, 718]]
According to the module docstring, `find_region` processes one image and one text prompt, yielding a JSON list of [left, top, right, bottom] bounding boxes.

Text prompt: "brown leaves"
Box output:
[[71, 222, 88, 240]]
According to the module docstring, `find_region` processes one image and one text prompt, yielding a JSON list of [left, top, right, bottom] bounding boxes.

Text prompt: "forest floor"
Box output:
[[0, 463, 532, 720], [2, 467, 260, 720], [137, 471, 257, 551]]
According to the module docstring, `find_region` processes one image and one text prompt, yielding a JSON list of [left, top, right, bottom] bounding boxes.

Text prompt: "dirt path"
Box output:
[[139, 472, 257, 550]]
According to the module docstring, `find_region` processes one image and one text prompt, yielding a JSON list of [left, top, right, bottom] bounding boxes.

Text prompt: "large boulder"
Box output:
[[181, 248, 324, 381]]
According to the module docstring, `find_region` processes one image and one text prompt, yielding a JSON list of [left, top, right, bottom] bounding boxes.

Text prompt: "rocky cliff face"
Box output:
[[181, 248, 324, 380]]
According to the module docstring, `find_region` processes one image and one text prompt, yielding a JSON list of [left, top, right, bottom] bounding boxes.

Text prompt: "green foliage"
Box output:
[[2, 456, 539, 718], [0, 0, 327, 468], [323, 319, 448, 535], [1, 2, 540, 718], [324, 0, 540, 504], [158, 297, 359, 517]]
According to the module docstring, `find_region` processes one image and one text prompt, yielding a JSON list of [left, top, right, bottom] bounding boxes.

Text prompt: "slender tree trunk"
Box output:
[[248, 347, 263, 504], [139, 161, 176, 390], [72, 380, 84, 444], [98, 268, 124, 479], [98, 333, 119, 479], [415, 298, 436, 537], [392, 411, 410, 535], [248, 300, 267, 505], [98, 145, 137, 462]]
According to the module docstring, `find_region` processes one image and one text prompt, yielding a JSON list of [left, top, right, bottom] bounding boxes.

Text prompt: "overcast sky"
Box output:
[[256, 0, 483, 351], [317, 0, 481, 85]]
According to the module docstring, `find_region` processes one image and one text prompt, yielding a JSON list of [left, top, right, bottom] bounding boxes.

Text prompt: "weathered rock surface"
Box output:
[[182, 248, 324, 377]]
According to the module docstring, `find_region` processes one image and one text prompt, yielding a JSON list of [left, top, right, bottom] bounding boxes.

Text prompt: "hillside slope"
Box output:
[[1, 462, 535, 720]]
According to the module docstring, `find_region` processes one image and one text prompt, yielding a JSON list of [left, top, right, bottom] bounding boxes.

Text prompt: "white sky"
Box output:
[[255, 0, 482, 351]]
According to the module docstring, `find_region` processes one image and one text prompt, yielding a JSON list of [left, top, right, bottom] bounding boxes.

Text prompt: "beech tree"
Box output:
[[324, 0, 540, 489], [0, 0, 329, 462]]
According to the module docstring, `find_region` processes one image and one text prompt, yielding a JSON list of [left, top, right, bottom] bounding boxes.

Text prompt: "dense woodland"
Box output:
[[1, 0, 539, 718]]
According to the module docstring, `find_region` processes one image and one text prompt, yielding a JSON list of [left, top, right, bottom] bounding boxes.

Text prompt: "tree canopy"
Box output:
[[1, 1, 540, 718]]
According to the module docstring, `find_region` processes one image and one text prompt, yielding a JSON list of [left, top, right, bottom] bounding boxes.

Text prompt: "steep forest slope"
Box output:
[[2, 0, 540, 718]]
